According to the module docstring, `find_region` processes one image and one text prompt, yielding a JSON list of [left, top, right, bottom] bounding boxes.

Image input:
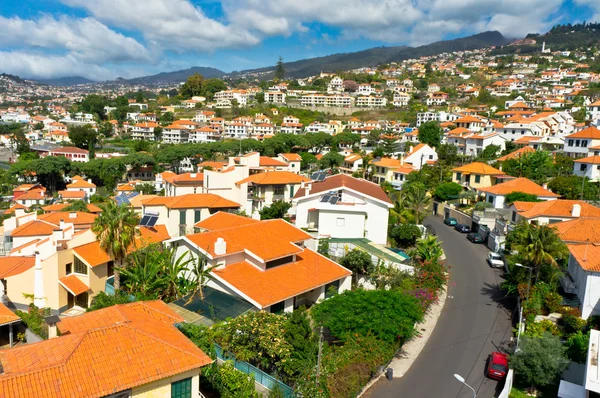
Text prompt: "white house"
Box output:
[[402, 143, 437, 170], [65, 178, 97, 200], [292, 174, 392, 245], [574, 155, 600, 181], [44, 147, 90, 163], [264, 91, 286, 104], [169, 213, 352, 313], [563, 126, 600, 158]]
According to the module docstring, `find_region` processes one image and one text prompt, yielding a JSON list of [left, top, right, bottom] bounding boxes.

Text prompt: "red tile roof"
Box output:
[[568, 243, 600, 272], [10, 220, 58, 237], [479, 178, 558, 197], [194, 211, 259, 230], [237, 171, 310, 186], [59, 275, 90, 296], [0, 303, 19, 326], [0, 301, 212, 398], [143, 194, 240, 210], [0, 257, 35, 279], [293, 174, 392, 204]]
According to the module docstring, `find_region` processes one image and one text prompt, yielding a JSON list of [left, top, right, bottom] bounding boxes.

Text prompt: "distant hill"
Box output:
[[125, 66, 226, 85], [35, 76, 95, 86], [228, 31, 509, 78]]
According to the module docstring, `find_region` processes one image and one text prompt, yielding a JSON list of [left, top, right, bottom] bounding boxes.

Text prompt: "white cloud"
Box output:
[[61, 0, 260, 51], [0, 52, 117, 80], [0, 15, 152, 63]]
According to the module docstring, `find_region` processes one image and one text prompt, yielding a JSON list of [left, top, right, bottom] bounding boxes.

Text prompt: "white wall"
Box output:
[[318, 210, 366, 239]]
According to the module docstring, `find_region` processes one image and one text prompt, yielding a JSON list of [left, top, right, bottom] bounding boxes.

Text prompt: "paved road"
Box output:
[[368, 216, 514, 398]]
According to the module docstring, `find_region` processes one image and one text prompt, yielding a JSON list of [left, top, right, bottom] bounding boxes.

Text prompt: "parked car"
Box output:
[[423, 224, 436, 236], [487, 252, 504, 268], [444, 217, 457, 226], [486, 352, 509, 380], [454, 224, 470, 233], [467, 232, 484, 243]]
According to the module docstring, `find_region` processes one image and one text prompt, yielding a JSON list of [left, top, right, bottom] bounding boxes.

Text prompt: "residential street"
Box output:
[[368, 216, 515, 398]]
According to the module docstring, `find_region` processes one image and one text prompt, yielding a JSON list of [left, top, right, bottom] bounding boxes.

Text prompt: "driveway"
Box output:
[[367, 216, 514, 398]]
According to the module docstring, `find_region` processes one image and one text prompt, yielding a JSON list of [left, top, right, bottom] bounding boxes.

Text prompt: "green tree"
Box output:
[[381, 137, 398, 156], [436, 143, 459, 166], [477, 144, 501, 161], [153, 127, 163, 141], [91, 202, 140, 291], [319, 152, 344, 171], [340, 249, 374, 283], [404, 183, 431, 224], [255, 92, 265, 104], [202, 78, 227, 100], [6, 124, 31, 155], [510, 333, 569, 390], [68, 125, 98, 158], [260, 200, 292, 220], [64, 200, 90, 212], [411, 235, 444, 262], [87, 291, 134, 312], [565, 331, 590, 364], [78, 94, 108, 119], [503, 151, 554, 183], [389, 190, 410, 225], [134, 183, 155, 195], [417, 121, 443, 148], [283, 308, 317, 378], [299, 152, 317, 170], [390, 223, 422, 248], [317, 237, 330, 258], [179, 73, 204, 99], [274, 56, 285, 80], [203, 362, 259, 398], [548, 175, 598, 200], [553, 154, 574, 177], [26, 156, 71, 192], [159, 112, 174, 124], [504, 191, 541, 205], [433, 182, 462, 201]]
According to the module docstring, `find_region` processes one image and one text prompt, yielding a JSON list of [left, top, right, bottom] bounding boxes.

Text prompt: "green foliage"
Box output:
[[474, 201, 493, 211], [2, 123, 30, 155], [390, 223, 422, 248], [260, 200, 292, 220], [511, 333, 569, 388], [87, 291, 135, 312], [77, 94, 108, 119], [340, 249, 374, 277], [15, 304, 51, 339], [319, 152, 344, 171], [134, 183, 155, 195], [433, 181, 462, 201], [311, 289, 423, 343], [275, 56, 285, 80], [502, 151, 554, 183], [202, 78, 228, 100], [523, 320, 561, 337], [75, 158, 126, 190], [402, 182, 431, 224], [417, 121, 443, 148], [63, 200, 90, 212], [477, 144, 501, 161], [300, 152, 317, 170], [317, 238, 330, 258], [178, 323, 215, 358], [11, 156, 71, 192], [564, 331, 589, 364], [548, 175, 599, 200], [560, 313, 587, 336], [283, 308, 318, 379], [68, 124, 98, 158], [203, 361, 259, 398], [505, 191, 541, 205], [179, 73, 205, 99], [412, 235, 444, 263]]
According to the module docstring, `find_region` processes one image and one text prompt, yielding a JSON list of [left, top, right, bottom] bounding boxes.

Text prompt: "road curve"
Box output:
[[367, 215, 514, 398]]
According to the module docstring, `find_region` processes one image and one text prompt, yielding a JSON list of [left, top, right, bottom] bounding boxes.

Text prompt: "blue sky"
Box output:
[[0, 0, 596, 80]]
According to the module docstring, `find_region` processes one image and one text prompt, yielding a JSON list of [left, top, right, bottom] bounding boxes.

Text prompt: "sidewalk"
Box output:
[[359, 283, 448, 396]]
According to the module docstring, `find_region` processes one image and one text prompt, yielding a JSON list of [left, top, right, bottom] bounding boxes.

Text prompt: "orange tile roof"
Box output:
[[212, 248, 351, 308], [10, 220, 58, 237], [514, 136, 540, 144], [567, 126, 600, 139], [568, 243, 600, 272], [479, 178, 558, 197], [0, 256, 35, 279], [517, 200, 600, 219], [128, 194, 158, 208], [454, 115, 484, 124], [293, 174, 392, 204], [163, 172, 205, 186], [72, 241, 112, 268], [452, 162, 505, 175], [553, 217, 600, 243], [143, 194, 240, 210], [58, 190, 86, 199], [279, 153, 302, 162], [0, 301, 211, 398], [4, 203, 28, 215], [186, 219, 309, 261], [371, 157, 402, 168], [199, 161, 227, 170], [237, 171, 310, 186], [446, 127, 472, 137], [194, 211, 259, 230], [59, 274, 90, 296], [0, 303, 19, 326], [42, 203, 102, 213], [116, 183, 135, 191], [574, 155, 600, 165], [259, 156, 288, 167], [496, 146, 536, 162], [38, 211, 98, 227], [15, 189, 46, 201], [66, 180, 96, 189], [512, 201, 538, 212]]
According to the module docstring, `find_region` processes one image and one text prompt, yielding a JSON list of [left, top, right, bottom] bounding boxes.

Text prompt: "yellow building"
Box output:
[[451, 162, 506, 191], [370, 158, 414, 184]]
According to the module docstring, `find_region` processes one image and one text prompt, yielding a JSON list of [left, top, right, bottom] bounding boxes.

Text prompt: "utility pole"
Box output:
[[316, 326, 323, 380]]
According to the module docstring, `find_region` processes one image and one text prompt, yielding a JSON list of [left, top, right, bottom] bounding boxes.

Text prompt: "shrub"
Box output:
[[433, 182, 462, 201], [565, 331, 590, 364], [389, 223, 421, 248], [524, 320, 561, 338], [203, 361, 259, 398], [311, 289, 423, 343], [544, 292, 562, 314], [511, 332, 569, 388], [87, 291, 134, 312], [505, 191, 541, 205], [413, 259, 448, 292], [15, 304, 50, 339], [560, 313, 587, 336], [340, 249, 374, 277], [178, 323, 215, 359]]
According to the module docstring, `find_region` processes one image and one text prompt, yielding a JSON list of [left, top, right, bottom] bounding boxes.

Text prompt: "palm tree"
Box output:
[[121, 246, 166, 298], [389, 190, 410, 225], [411, 235, 444, 262], [404, 183, 432, 224], [513, 222, 568, 284], [92, 202, 139, 292]]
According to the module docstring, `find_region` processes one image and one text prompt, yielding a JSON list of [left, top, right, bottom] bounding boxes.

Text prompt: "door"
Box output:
[[67, 293, 75, 308]]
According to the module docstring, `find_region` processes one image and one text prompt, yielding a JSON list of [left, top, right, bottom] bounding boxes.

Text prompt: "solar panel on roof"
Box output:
[[317, 173, 326, 181], [329, 196, 339, 204], [320, 195, 332, 203], [146, 215, 158, 227], [311, 172, 319, 180], [139, 215, 151, 226]]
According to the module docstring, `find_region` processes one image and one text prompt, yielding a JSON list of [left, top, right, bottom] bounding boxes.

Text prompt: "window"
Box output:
[[325, 280, 340, 298], [74, 257, 88, 275], [274, 185, 285, 195], [179, 210, 186, 225], [194, 210, 201, 223], [583, 140, 589, 147], [171, 378, 192, 398], [581, 164, 588, 171], [336, 218, 345, 227], [270, 301, 285, 314], [488, 196, 493, 204], [266, 255, 294, 269], [475, 175, 481, 183], [66, 262, 72, 275], [568, 139, 574, 146], [455, 172, 462, 181], [576, 140, 580, 147]]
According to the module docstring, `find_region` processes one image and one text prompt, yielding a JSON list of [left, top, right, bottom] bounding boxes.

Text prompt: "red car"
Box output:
[[486, 352, 509, 380]]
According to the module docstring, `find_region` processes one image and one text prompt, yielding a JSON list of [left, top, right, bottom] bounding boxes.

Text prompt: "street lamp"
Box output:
[[454, 374, 477, 398], [515, 263, 533, 352]]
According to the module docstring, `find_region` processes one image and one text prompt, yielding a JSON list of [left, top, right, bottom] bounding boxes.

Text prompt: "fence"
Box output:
[[498, 369, 514, 398], [214, 344, 295, 397]]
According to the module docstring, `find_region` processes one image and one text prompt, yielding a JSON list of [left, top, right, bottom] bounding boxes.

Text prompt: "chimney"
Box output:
[[33, 252, 45, 309], [214, 237, 227, 256], [15, 208, 25, 218], [87, 178, 92, 184], [251, 210, 261, 220], [44, 315, 61, 339], [542, 183, 548, 190], [572, 204, 581, 218], [59, 219, 65, 230]]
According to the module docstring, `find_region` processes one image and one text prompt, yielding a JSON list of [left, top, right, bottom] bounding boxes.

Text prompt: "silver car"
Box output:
[[487, 252, 504, 268]]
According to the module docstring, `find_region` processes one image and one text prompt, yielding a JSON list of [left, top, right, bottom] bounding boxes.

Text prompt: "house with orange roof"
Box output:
[[45, 146, 89, 162], [12, 183, 44, 200], [403, 143, 438, 170], [574, 155, 600, 181], [169, 215, 352, 313], [564, 126, 600, 158], [42, 202, 102, 214], [0, 301, 212, 397], [13, 188, 47, 207], [277, 153, 302, 173], [164, 172, 205, 197], [65, 178, 96, 200], [142, 194, 239, 237], [237, 171, 310, 214], [370, 157, 414, 185], [340, 154, 364, 175], [452, 162, 505, 191], [496, 146, 536, 162], [510, 200, 600, 225], [292, 174, 393, 245], [587, 99, 600, 122], [479, 177, 558, 208]]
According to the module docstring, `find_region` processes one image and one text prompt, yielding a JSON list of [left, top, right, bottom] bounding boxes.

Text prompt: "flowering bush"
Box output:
[[409, 288, 438, 312]]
